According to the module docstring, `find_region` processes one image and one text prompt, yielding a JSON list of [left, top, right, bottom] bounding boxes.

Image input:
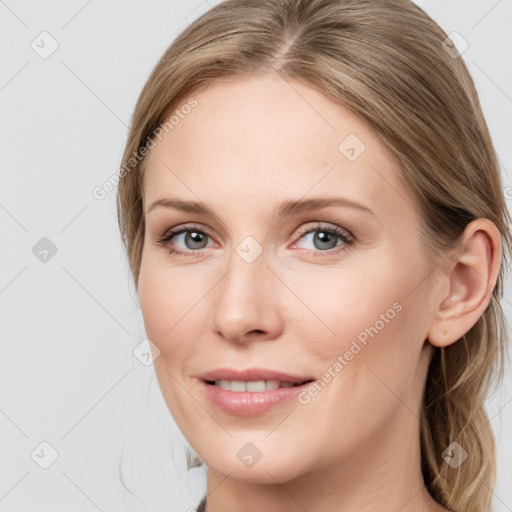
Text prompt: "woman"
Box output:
[[116, 0, 511, 510]]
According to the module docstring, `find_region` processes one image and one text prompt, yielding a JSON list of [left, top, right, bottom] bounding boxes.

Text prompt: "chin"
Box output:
[[196, 441, 310, 484]]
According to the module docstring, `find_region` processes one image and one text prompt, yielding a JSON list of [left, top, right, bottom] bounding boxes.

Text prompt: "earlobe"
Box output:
[[427, 218, 502, 348]]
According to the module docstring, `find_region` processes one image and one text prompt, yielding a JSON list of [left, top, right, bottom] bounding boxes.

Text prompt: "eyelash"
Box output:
[[155, 222, 355, 258]]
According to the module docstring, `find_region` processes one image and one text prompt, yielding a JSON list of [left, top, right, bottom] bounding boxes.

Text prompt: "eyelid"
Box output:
[[158, 221, 350, 242], [156, 221, 354, 256], [160, 222, 213, 239], [292, 222, 353, 242]]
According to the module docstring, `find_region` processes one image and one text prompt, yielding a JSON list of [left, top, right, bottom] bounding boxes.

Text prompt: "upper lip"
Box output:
[[198, 367, 314, 384]]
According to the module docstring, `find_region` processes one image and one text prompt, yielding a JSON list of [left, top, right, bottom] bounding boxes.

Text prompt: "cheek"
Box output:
[[301, 263, 420, 369], [292, 268, 426, 451], [303, 265, 394, 329], [138, 262, 209, 427], [138, 260, 204, 363]]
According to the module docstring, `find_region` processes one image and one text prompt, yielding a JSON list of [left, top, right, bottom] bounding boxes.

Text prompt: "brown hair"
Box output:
[[116, 1, 512, 509]]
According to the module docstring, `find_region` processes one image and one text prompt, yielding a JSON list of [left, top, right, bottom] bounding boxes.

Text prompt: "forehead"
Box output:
[[143, 74, 412, 221]]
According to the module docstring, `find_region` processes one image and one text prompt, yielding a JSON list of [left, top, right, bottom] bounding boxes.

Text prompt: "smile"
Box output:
[[208, 379, 311, 392]]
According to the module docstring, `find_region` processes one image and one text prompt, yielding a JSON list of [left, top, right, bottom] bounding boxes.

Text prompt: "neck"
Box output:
[[202, 407, 448, 512]]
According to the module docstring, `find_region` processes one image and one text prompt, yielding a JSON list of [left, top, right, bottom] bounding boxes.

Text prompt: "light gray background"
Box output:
[[1, 1, 511, 511]]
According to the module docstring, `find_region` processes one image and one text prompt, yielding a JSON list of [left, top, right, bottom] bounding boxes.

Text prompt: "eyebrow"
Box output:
[[146, 197, 375, 217]]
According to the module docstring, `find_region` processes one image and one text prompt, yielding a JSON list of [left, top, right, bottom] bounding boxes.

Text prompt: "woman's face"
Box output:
[[138, 73, 439, 483]]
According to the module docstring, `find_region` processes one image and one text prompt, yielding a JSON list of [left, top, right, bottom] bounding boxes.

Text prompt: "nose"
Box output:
[[210, 245, 284, 345]]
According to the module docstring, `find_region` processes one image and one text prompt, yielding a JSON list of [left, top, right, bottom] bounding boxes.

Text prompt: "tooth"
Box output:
[[214, 380, 229, 390], [230, 380, 247, 392], [213, 379, 301, 391], [265, 380, 280, 390], [246, 380, 266, 392]]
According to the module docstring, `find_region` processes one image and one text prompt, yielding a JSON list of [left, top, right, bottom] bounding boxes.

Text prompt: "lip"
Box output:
[[198, 367, 314, 384], [197, 367, 316, 417]]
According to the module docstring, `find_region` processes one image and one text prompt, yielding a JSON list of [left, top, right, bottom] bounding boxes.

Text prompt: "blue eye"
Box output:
[[293, 225, 354, 256], [155, 223, 354, 258], [156, 223, 212, 257]]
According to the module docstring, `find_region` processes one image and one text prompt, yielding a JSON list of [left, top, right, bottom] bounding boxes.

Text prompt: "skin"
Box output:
[[138, 73, 502, 512]]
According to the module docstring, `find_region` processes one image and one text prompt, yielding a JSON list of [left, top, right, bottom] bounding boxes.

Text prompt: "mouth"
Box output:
[[198, 367, 315, 385], [204, 379, 315, 391], [197, 368, 316, 416]]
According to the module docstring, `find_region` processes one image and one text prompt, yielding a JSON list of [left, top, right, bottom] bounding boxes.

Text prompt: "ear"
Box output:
[[427, 218, 502, 348]]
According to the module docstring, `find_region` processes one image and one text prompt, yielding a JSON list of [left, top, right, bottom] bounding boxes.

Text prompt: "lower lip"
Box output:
[[201, 380, 313, 417]]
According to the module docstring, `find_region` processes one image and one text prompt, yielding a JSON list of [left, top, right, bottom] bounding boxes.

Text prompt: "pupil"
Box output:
[[315, 231, 336, 250], [187, 231, 206, 249]]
